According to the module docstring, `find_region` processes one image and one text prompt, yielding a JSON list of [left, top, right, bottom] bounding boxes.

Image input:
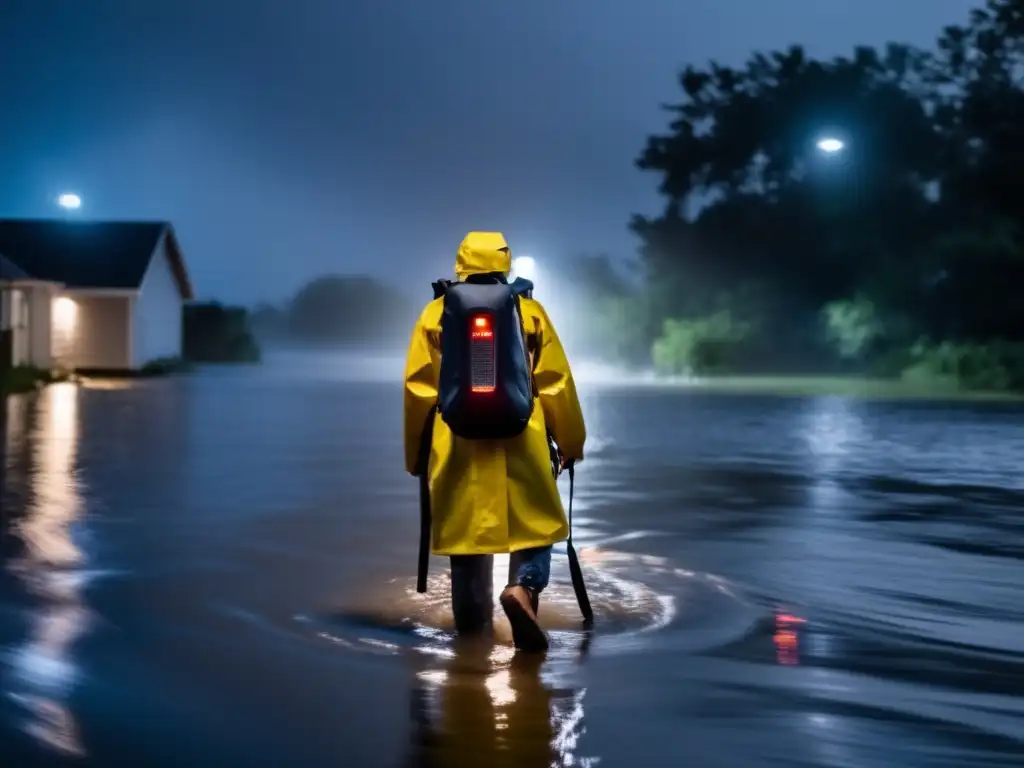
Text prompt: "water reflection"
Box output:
[[2, 384, 88, 756], [773, 612, 806, 666], [406, 639, 594, 768]]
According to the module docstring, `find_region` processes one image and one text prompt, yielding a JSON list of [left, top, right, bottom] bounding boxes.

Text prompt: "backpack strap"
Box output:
[[566, 459, 593, 625], [510, 277, 534, 300], [547, 435, 593, 624], [432, 279, 453, 300], [415, 404, 437, 594], [513, 293, 540, 399], [510, 278, 540, 395]]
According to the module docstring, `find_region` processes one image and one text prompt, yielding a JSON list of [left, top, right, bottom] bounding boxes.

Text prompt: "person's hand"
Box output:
[[558, 456, 577, 475]]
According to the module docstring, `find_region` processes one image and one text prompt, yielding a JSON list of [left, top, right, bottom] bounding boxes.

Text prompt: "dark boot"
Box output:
[[449, 555, 494, 636], [499, 584, 548, 653]]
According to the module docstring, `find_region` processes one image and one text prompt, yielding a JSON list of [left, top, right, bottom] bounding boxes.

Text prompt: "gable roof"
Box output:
[[0, 219, 194, 299], [0, 251, 31, 281]]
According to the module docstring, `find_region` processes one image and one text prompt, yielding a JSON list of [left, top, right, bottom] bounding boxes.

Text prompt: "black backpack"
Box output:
[[432, 273, 536, 440]]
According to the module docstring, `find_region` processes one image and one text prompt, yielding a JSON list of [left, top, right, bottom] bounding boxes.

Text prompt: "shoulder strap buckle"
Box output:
[[432, 279, 453, 299]]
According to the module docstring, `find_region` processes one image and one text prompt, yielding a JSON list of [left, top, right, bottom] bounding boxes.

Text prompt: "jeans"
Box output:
[[449, 546, 552, 635]]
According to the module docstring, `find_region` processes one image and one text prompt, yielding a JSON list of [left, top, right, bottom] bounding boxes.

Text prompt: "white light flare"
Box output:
[[52, 297, 78, 335], [56, 194, 81, 210], [816, 138, 844, 154], [510, 256, 536, 283]]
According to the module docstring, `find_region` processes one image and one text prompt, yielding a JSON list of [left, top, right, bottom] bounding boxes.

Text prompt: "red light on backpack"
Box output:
[[471, 315, 492, 336], [470, 313, 496, 392]]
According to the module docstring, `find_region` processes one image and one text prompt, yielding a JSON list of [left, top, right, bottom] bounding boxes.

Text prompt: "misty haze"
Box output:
[[2, 1, 1023, 767]]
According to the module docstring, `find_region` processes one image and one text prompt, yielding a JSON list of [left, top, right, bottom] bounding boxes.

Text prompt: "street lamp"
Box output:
[[816, 138, 844, 154], [510, 256, 536, 282], [56, 193, 82, 210]]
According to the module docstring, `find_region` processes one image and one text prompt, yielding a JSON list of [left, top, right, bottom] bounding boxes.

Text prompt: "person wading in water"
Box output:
[[403, 231, 586, 652]]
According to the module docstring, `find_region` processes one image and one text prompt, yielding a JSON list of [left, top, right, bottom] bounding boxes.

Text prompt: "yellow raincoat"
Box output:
[[403, 232, 586, 556]]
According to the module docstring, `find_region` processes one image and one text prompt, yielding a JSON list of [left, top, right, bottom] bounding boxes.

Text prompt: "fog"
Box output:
[[251, 259, 657, 386], [255, 347, 677, 388]]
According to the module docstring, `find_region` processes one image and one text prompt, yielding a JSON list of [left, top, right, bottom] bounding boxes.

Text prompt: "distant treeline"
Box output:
[[183, 303, 261, 363], [249, 274, 418, 348], [561, 0, 1024, 393]]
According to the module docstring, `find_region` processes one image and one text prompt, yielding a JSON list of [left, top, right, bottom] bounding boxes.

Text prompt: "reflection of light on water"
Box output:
[[483, 670, 516, 708], [4, 383, 88, 757], [412, 639, 594, 767], [78, 377, 136, 391], [774, 613, 805, 666], [4, 393, 28, 460], [552, 689, 590, 763], [11, 607, 87, 687], [19, 384, 83, 569], [799, 396, 867, 565], [803, 396, 863, 486], [8, 693, 83, 756]]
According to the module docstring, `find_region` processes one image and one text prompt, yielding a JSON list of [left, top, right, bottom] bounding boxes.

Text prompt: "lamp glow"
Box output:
[[57, 193, 81, 210], [52, 297, 78, 334], [816, 138, 844, 154], [510, 256, 536, 282]]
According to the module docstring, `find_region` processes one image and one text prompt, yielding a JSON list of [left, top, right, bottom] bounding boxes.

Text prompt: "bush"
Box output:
[[822, 295, 885, 361], [140, 357, 191, 376], [1, 365, 43, 394], [0, 365, 66, 394], [900, 339, 1024, 392], [652, 310, 754, 376], [183, 303, 262, 364]]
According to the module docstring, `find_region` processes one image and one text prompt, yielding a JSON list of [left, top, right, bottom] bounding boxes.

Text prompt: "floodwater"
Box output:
[[1, 360, 1023, 766]]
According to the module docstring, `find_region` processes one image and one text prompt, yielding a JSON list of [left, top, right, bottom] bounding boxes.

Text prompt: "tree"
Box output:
[[287, 275, 415, 346], [249, 302, 288, 341], [822, 295, 884, 361], [633, 44, 940, 311], [183, 303, 261, 363], [652, 310, 755, 376], [625, 0, 1024, 387]]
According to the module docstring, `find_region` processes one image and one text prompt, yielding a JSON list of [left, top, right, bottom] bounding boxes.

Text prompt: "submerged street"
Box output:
[[1, 364, 1021, 766]]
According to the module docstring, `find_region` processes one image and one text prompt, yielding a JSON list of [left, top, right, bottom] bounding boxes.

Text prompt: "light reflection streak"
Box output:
[[796, 397, 861, 763], [4, 384, 89, 757], [803, 395, 862, 513], [408, 637, 597, 767]]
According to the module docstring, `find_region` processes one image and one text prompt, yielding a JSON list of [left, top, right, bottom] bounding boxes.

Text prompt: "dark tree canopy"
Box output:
[[287, 275, 415, 345], [247, 275, 418, 348], [617, 0, 1024, 387]]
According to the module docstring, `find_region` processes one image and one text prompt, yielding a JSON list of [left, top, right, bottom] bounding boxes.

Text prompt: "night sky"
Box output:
[[0, 0, 977, 305]]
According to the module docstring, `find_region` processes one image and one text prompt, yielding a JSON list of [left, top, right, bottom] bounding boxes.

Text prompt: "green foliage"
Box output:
[[652, 310, 755, 376], [183, 303, 262, 364], [900, 340, 1024, 393], [822, 296, 884, 360], [0, 365, 69, 394], [140, 357, 192, 376], [624, 0, 1024, 392], [1, 365, 48, 395]]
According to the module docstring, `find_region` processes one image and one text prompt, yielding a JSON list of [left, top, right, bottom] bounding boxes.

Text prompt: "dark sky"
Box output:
[[0, 0, 977, 305]]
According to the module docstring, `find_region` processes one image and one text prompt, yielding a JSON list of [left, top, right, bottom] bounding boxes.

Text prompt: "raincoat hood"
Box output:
[[455, 231, 512, 280]]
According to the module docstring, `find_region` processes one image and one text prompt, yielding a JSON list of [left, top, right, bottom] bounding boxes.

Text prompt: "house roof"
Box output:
[[0, 219, 194, 299], [0, 251, 31, 281]]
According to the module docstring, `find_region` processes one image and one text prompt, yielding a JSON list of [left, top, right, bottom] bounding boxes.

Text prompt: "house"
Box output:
[[0, 219, 195, 372]]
